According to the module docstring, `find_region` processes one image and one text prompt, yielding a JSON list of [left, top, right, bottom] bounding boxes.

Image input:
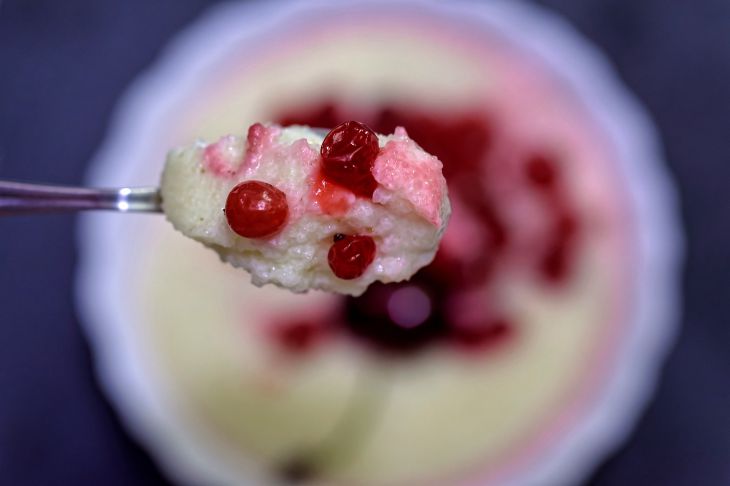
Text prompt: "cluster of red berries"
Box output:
[[224, 121, 379, 279]]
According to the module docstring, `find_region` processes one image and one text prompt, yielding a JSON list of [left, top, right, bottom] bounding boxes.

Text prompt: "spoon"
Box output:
[[0, 130, 337, 215], [0, 180, 162, 214]]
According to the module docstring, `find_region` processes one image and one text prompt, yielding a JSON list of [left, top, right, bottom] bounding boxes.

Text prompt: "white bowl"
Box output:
[[76, 1, 683, 484]]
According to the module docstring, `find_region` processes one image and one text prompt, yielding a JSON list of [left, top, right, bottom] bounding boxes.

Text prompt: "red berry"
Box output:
[[320, 121, 380, 198], [327, 234, 376, 280], [225, 180, 288, 238]]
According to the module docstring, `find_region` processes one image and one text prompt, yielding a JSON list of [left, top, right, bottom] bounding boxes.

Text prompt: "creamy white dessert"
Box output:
[[160, 122, 450, 296]]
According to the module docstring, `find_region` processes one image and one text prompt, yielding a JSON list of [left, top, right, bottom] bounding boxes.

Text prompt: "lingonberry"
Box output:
[[225, 180, 288, 238], [320, 121, 380, 198], [327, 234, 376, 279]]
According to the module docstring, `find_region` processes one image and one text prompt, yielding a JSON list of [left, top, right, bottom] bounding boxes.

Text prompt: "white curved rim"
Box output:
[[75, 1, 683, 485]]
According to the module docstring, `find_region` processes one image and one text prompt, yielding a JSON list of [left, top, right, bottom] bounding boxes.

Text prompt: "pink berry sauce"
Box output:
[[272, 102, 581, 355]]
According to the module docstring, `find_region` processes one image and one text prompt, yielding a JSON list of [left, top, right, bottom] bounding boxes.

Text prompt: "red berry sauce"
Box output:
[[320, 121, 380, 198], [328, 234, 377, 280], [225, 180, 288, 238], [274, 102, 581, 355], [311, 171, 355, 216], [272, 319, 327, 355]]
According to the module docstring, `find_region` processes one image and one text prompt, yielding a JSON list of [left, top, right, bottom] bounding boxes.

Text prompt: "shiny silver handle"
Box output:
[[0, 180, 162, 214]]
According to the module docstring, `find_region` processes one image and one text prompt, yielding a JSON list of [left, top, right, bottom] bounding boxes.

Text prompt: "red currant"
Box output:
[[327, 234, 376, 280], [225, 180, 288, 238], [320, 121, 380, 198]]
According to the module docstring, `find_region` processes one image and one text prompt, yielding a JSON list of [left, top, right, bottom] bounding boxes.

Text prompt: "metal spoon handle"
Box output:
[[0, 180, 162, 214]]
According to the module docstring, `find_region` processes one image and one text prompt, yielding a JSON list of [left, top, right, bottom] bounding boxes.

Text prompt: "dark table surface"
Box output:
[[1, 1, 728, 484]]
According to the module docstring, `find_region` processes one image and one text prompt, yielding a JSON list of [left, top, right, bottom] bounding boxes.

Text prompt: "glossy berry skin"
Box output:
[[328, 234, 376, 279], [320, 121, 380, 198], [225, 180, 288, 238]]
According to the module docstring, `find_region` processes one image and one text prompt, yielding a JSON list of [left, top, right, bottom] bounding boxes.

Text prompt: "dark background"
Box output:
[[1, 0, 728, 484]]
